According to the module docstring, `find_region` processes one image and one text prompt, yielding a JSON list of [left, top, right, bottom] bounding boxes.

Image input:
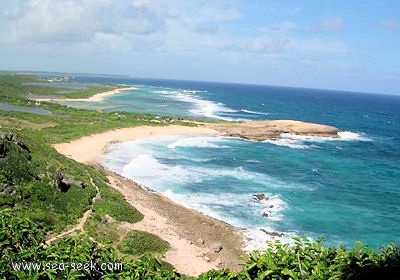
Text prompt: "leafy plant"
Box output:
[[118, 230, 170, 256]]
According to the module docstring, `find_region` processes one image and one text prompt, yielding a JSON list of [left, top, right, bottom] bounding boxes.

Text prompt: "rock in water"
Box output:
[[253, 193, 268, 201]]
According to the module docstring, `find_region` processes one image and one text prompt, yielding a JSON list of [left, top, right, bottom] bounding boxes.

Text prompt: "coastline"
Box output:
[[104, 168, 245, 275], [34, 86, 137, 102], [53, 125, 245, 276], [53, 125, 219, 164], [52, 122, 342, 275]]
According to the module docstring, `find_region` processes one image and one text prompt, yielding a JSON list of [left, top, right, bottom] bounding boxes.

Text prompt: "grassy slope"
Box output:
[[0, 73, 177, 255]]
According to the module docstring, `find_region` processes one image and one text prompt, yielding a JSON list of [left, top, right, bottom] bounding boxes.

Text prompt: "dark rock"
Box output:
[[51, 170, 70, 192], [61, 175, 84, 188], [0, 141, 5, 158], [3, 186, 14, 195], [253, 193, 268, 201], [101, 214, 115, 224], [211, 242, 223, 252], [215, 258, 223, 267], [196, 238, 205, 245], [260, 228, 284, 237], [51, 171, 85, 192], [0, 132, 30, 157], [6, 132, 30, 152]]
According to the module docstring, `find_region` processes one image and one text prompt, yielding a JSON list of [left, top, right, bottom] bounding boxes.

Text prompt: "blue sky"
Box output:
[[0, 0, 399, 95]]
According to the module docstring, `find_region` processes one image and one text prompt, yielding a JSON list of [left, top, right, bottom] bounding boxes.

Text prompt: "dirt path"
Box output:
[[45, 171, 99, 245]]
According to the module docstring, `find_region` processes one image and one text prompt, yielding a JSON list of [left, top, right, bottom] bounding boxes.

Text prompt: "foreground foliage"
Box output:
[[234, 237, 400, 280], [1, 209, 400, 279], [0, 209, 181, 279]]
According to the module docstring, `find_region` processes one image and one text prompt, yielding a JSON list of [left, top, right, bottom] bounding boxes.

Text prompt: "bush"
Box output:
[[236, 237, 400, 280], [118, 230, 169, 256]]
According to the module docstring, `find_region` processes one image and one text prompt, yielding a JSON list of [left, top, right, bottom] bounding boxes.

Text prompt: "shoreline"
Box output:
[[103, 168, 245, 275], [33, 86, 137, 102], [53, 125, 220, 164], [52, 123, 341, 275], [53, 125, 246, 276]]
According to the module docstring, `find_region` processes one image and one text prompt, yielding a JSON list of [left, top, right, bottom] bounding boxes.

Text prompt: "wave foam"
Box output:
[[265, 131, 372, 149], [99, 136, 317, 252], [243, 227, 295, 251], [264, 138, 314, 149], [159, 189, 289, 251], [121, 154, 203, 189], [240, 109, 270, 116], [167, 136, 229, 149], [153, 88, 236, 121], [337, 131, 372, 141]]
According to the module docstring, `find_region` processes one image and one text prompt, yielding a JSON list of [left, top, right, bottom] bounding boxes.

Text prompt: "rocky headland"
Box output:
[[203, 119, 340, 141]]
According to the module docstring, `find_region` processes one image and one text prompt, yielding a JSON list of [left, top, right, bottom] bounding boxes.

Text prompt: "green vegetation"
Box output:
[[90, 171, 144, 224], [1, 209, 399, 279], [0, 209, 181, 279], [1, 73, 399, 279], [83, 212, 120, 245], [0, 130, 96, 232], [0, 73, 119, 101], [118, 230, 170, 256]]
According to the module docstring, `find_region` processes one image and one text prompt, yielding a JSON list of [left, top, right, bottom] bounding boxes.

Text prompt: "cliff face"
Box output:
[[205, 120, 340, 141]]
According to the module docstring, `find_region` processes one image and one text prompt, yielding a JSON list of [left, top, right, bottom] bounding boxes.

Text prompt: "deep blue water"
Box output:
[[75, 75, 400, 250]]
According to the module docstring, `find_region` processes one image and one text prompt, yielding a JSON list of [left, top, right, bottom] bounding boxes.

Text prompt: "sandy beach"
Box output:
[[53, 125, 219, 164], [53, 125, 245, 276], [52, 121, 341, 275], [34, 86, 137, 102]]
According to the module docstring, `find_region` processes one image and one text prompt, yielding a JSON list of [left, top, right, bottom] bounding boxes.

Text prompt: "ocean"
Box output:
[[74, 75, 400, 250]]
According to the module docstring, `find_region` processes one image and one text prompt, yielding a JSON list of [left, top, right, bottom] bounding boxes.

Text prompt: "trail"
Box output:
[[45, 171, 100, 245]]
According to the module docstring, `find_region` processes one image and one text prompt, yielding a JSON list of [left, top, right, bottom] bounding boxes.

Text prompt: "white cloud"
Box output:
[[195, 24, 219, 34], [288, 39, 349, 55], [132, 0, 151, 7], [197, 2, 242, 22], [378, 18, 400, 30], [314, 16, 345, 32], [248, 37, 288, 54], [2, 1, 395, 94], [2, 0, 166, 44]]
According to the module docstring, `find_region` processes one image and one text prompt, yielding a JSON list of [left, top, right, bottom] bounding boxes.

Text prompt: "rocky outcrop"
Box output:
[[206, 120, 340, 141], [0, 141, 5, 158], [0, 131, 34, 186], [0, 132, 30, 158], [260, 228, 284, 237], [51, 170, 84, 192], [252, 193, 268, 201]]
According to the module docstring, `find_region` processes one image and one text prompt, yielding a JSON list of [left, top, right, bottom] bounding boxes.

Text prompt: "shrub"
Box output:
[[118, 230, 169, 256]]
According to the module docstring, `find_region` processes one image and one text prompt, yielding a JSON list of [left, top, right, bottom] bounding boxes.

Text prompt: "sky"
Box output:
[[0, 0, 399, 95]]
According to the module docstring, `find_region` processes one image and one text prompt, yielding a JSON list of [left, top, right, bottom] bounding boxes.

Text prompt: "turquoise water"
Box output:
[[75, 76, 400, 250]]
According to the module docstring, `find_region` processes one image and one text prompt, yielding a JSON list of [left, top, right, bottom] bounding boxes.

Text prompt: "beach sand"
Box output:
[[53, 125, 245, 276], [34, 86, 137, 102], [53, 125, 219, 164]]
